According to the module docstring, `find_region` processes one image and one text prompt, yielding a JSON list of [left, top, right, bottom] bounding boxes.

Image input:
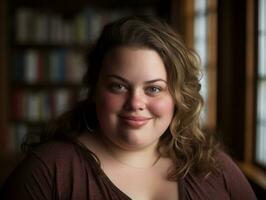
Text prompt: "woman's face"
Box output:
[[95, 46, 175, 151]]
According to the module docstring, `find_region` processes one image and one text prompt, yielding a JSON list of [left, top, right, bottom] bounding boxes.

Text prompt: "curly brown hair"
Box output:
[[25, 15, 218, 180], [84, 15, 218, 179]]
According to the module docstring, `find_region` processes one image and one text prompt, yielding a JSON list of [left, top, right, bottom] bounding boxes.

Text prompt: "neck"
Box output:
[[99, 134, 161, 169]]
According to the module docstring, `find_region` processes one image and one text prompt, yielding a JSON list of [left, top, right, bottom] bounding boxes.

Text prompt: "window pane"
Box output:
[[258, 1, 266, 77], [259, 0, 265, 31], [194, 0, 208, 124], [195, 0, 207, 13], [256, 0, 266, 166], [258, 35, 266, 77], [256, 80, 266, 165]]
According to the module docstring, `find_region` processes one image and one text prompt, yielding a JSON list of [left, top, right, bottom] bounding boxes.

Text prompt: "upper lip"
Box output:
[[119, 115, 152, 121]]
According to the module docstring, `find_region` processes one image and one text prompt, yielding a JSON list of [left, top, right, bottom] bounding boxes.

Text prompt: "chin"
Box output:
[[117, 134, 159, 151]]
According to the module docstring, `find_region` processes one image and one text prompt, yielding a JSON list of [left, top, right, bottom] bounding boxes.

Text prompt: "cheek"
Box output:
[[96, 91, 123, 113], [95, 92, 122, 128], [149, 97, 175, 118]]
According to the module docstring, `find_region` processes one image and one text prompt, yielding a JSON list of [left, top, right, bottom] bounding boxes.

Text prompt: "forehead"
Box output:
[[100, 46, 167, 80]]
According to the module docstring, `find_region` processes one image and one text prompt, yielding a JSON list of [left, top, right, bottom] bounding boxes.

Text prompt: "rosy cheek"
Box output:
[[97, 91, 122, 112], [149, 97, 174, 117]]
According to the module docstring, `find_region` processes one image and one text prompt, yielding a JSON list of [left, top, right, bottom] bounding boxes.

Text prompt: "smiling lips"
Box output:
[[119, 115, 151, 128]]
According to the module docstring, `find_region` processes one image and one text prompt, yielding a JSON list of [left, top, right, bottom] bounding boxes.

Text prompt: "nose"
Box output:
[[124, 90, 146, 111]]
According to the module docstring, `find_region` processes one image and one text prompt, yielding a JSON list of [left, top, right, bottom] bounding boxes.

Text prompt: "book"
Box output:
[[25, 50, 38, 83], [15, 8, 31, 43]]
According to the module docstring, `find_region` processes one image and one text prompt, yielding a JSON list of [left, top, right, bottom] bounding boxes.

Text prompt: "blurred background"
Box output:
[[0, 0, 265, 198]]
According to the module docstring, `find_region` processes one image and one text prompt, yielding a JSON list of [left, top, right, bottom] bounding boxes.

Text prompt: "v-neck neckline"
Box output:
[[75, 141, 185, 200]]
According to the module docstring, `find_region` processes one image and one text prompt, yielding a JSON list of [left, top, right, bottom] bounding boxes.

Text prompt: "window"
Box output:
[[255, 0, 266, 167], [239, 0, 266, 192], [194, 0, 208, 123], [193, 0, 217, 129]]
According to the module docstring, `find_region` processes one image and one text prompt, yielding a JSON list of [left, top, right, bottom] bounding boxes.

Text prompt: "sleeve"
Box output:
[[0, 152, 54, 200], [219, 152, 257, 200]]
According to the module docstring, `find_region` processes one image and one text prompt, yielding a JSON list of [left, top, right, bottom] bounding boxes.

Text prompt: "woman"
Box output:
[[1, 16, 256, 199]]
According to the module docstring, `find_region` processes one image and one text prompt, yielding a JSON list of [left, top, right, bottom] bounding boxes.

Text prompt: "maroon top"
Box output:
[[1, 141, 257, 200]]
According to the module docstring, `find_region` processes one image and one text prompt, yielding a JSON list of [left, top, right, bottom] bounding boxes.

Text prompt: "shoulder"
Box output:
[[5, 140, 86, 182], [183, 150, 257, 200], [0, 141, 93, 199], [215, 151, 256, 199], [28, 140, 94, 179], [0, 141, 77, 199], [215, 150, 250, 187], [31, 140, 81, 164]]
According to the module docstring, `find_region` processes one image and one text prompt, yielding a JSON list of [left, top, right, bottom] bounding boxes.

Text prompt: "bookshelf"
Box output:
[[0, 0, 174, 186], [0, 0, 171, 156]]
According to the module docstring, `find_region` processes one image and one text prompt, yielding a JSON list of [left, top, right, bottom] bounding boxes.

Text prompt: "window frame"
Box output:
[[254, 0, 266, 170], [172, 0, 217, 130], [238, 0, 266, 190]]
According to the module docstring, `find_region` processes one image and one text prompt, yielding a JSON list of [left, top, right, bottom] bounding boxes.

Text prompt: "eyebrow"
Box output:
[[106, 74, 168, 84]]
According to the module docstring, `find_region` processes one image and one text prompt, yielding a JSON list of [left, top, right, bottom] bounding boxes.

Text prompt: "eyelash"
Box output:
[[108, 82, 163, 96], [108, 83, 127, 93], [145, 86, 162, 95]]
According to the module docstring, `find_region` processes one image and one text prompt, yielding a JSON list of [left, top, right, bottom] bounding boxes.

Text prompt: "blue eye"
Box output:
[[145, 86, 161, 95]]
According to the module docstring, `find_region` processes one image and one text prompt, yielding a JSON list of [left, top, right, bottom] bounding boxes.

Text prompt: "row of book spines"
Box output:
[[15, 7, 144, 44], [9, 123, 27, 153], [12, 49, 85, 84], [10, 89, 78, 122], [9, 123, 42, 153]]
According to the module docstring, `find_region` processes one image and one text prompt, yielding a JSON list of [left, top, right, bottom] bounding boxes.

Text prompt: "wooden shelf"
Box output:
[[9, 119, 49, 125], [13, 43, 90, 50], [11, 82, 82, 89]]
